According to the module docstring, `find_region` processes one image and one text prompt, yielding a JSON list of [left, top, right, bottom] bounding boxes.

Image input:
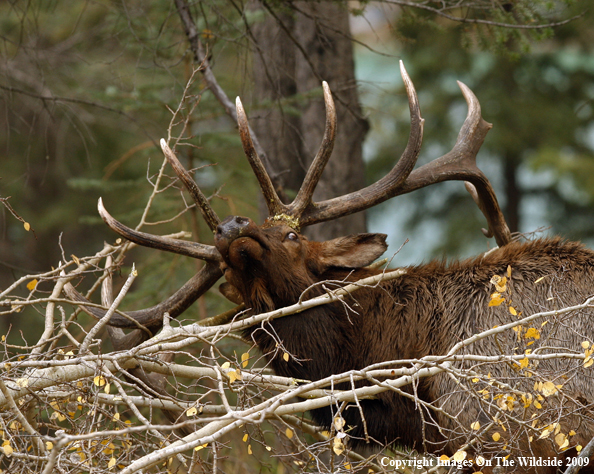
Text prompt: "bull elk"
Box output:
[[75, 62, 594, 473]]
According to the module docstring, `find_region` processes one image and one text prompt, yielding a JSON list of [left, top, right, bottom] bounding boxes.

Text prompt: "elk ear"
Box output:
[[310, 233, 388, 272], [219, 282, 244, 304]]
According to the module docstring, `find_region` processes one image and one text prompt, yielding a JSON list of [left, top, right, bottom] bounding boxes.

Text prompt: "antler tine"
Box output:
[[98, 198, 221, 263], [392, 81, 512, 247], [290, 81, 337, 219], [236, 97, 286, 217], [160, 139, 220, 232], [65, 262, 222, 330], [297, 60, 425, 228]]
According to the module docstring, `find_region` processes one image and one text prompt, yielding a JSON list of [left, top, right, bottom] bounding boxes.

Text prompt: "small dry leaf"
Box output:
[[186, 407, 198, 417], [26, 279, 38, 291], [108, 457, 117, 469], [283, 352, 290, 362], [452, 450, 467, 462], [71, 254, 80, 265], [524, 327, 540, 340], [555, 433, 569, 449], [520, 357, 529, 369], [2, 441, 12, 457], [242, 434, 248, 442], [93, 376, 106, 387], [577, 445, 583, 452], [492, 432, 501, 442], [221, 362, 231, 369], [509, 306, 517, 316], [584, 358, 594, 368], [23, 222, 30, 231], [489, 293, 505, 307], [285, 428, 294, 439], [539, 428, 552, 440], [439, 455, 450, 462], [194, 443, 208, 452], [247, 444, 252, 455], [582, 341, 591, 349], [332, 437, 345, 455], [334, 416, 345, 431], [241, 352, 249, 368], [228, 369, 242, 383], [470, 421, 481, 430], [507, 265, 512, 278], [46, 441, 53, 450], [541, 381, 557, 397]]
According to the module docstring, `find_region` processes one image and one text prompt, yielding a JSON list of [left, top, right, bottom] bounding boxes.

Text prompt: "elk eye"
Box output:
[[286, 232, 299, 242]]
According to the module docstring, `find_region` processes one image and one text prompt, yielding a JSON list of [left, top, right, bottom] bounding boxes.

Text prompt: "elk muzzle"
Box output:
[[215, 216, 267, 266]]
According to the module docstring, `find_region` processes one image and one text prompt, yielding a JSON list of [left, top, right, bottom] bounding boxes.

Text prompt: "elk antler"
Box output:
[[237, 61, 511, 246]]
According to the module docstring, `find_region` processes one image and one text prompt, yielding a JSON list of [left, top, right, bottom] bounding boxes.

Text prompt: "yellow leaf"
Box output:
[[541, 381, 557, 397], [534, 400, 543, 409], [228, 369, 241, 383], [471, 377, 479, 383], [16, 378, 28, 388], [46, 441, 53, 450], [285, 428, 293, 439], [194, 443, 208, 451], [470, 421, 480, 430], [108, 457, 117, 469], [584, 358, 594, 368], [489, 293, 505, 307], [247, 444, 252, 455], [334, 416, 345, 431], [577, 445, 583, 452], [242, 434, 248, 442], [23, 222, 30, 231], [569, 430, 576, 436], [492, 432, 501, 442], [93, 376, 106, 387], [332, 437, 345, 456], [439, 455, 450, 462], [539, 428, 552, 440], [241, 352, 249, 368], [186, 407, 198, 417], [26, 279, 38, 291], [283, 352, 290, 362], [104, 382, 111, 394], [2, 441, 12, 457], [524, 327, 540, 340], [71, 254, 80, 265], [507, 265, 512, 278], [452, 450, 467, 462], [555, 433, 568, 449], [221, 362, 231, 369], [520, 357, 529, 369], [509, 306, 517, 316], [113, 413, 120, 421], [582, 341, 591, 349]]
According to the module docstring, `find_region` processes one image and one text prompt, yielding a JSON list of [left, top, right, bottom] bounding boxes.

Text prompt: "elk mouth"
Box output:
[[215, 216, 270, 269]]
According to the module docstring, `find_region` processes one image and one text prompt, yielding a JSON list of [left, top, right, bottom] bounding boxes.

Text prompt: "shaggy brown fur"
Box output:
[[215, 215, 594, 473]]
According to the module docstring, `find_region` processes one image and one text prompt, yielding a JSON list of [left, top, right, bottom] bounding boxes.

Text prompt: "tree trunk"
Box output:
[[250, 0, 369, 240]]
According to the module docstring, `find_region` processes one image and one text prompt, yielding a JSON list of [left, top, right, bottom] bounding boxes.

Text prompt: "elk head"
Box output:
[[75, 61, 511, 342]]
